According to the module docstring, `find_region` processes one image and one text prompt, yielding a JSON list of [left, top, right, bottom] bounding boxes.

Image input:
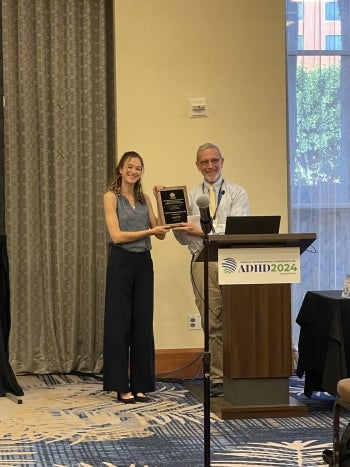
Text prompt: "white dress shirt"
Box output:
[[174, 177, 249, 255]]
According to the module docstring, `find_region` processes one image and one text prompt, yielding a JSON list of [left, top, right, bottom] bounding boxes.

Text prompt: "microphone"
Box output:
[[196, 195, 213, 234]]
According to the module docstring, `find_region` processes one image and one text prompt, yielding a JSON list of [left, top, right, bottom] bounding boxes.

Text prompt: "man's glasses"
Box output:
[[198, 158, 221, 168]]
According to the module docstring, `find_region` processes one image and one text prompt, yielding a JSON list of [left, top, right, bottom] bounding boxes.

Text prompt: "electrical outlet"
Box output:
[[188, 314, 202, 330]]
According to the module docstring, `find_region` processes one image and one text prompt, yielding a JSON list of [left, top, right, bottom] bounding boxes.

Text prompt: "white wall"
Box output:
[[114, 0, 288, 349]]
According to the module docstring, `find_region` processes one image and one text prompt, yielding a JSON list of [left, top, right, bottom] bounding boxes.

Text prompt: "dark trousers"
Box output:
[[0, 235, 23, 397], [103, 246, 155, 393]]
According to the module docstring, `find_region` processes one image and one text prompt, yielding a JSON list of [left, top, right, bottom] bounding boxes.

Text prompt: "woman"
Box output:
[[103, 151, 169, 403]]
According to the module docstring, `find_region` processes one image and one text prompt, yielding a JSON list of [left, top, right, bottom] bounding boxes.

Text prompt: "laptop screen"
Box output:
[[224, 215, 281, 235]]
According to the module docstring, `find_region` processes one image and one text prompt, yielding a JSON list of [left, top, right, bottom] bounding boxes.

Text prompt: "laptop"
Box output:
[[224, 215, 281, 235]]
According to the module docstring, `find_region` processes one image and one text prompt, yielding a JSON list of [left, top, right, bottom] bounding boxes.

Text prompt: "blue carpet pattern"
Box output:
[[0, 373, 345, 466]]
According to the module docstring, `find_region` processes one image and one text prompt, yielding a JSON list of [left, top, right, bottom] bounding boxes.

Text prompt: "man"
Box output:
[[173, 143, 249, 397]]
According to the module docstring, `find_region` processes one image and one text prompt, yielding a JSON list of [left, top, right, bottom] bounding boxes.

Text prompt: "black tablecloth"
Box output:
[[0, 235, 23, 397], [296, 290, 350, 397]]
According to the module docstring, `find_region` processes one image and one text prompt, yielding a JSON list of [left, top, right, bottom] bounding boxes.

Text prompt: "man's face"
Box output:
[[196, 147, 224, 184]]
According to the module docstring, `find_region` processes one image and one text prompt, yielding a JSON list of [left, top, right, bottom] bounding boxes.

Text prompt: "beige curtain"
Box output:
[[2, 0, 115, 374]]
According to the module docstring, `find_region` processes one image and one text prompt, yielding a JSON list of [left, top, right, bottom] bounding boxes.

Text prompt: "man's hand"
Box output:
[[172, 222, 203, 238]]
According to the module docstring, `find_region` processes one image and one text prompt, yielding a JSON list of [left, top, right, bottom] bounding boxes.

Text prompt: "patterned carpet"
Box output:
[[0, 373, 343, 467]]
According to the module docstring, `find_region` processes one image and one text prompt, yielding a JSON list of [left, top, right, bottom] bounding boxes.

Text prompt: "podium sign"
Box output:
[[218, 247, 300, 285]]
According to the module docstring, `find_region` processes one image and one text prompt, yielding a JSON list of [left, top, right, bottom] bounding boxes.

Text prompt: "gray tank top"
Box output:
[[111, 194, 151, 252]]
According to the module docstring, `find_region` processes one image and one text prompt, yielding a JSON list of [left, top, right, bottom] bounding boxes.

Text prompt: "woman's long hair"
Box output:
[[108, 151, 145, 203]]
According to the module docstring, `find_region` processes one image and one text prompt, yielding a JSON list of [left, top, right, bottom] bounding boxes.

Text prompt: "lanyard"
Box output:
[[202, 179, 225, 220]]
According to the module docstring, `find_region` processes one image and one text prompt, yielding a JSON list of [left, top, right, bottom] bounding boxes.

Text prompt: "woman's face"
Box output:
[[119, 157, 143, 184]]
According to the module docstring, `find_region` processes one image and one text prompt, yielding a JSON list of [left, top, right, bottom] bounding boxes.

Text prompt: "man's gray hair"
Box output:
[[196, 143, 222, 160]]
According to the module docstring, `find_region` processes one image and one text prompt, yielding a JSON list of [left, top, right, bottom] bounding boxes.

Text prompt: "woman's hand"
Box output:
[[151, 225, 170, 235], [150, 224, 170, 239]]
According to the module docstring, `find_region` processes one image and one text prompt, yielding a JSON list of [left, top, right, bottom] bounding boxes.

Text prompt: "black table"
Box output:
[[296, 290, 350, 397], [0, 235, 23, 398]]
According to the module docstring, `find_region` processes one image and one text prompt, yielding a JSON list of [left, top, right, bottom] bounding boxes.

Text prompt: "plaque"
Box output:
[[156, 186, 189, 227]]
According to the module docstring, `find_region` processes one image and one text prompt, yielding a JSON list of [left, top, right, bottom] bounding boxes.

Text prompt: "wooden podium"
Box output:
[[197, 232, 316, 420]]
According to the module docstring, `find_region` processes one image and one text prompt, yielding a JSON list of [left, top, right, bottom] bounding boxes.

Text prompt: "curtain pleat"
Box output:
[[2, 0, 115, 373]]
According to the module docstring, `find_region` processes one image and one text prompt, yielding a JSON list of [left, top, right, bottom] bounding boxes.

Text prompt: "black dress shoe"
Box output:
[[117, 393, 135, 404], [322, 449, 334, 465], [210, 383, 224, 397], [133, 392, 148, 403]]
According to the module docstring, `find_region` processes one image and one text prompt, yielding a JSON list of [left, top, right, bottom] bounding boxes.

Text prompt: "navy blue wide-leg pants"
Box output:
[[103, 246, 155, 393]]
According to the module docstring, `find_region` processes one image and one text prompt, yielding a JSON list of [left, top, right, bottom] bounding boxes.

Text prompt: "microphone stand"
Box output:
[[202, 230, 211, 467]]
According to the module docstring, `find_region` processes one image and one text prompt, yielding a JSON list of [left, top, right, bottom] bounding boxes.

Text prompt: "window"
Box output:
[[285, 0, 350, 345], [325, 34, 342, 49], [297, 2, 304, 21], [298, 34, 304, 50], [325, 1, 340, 21]]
